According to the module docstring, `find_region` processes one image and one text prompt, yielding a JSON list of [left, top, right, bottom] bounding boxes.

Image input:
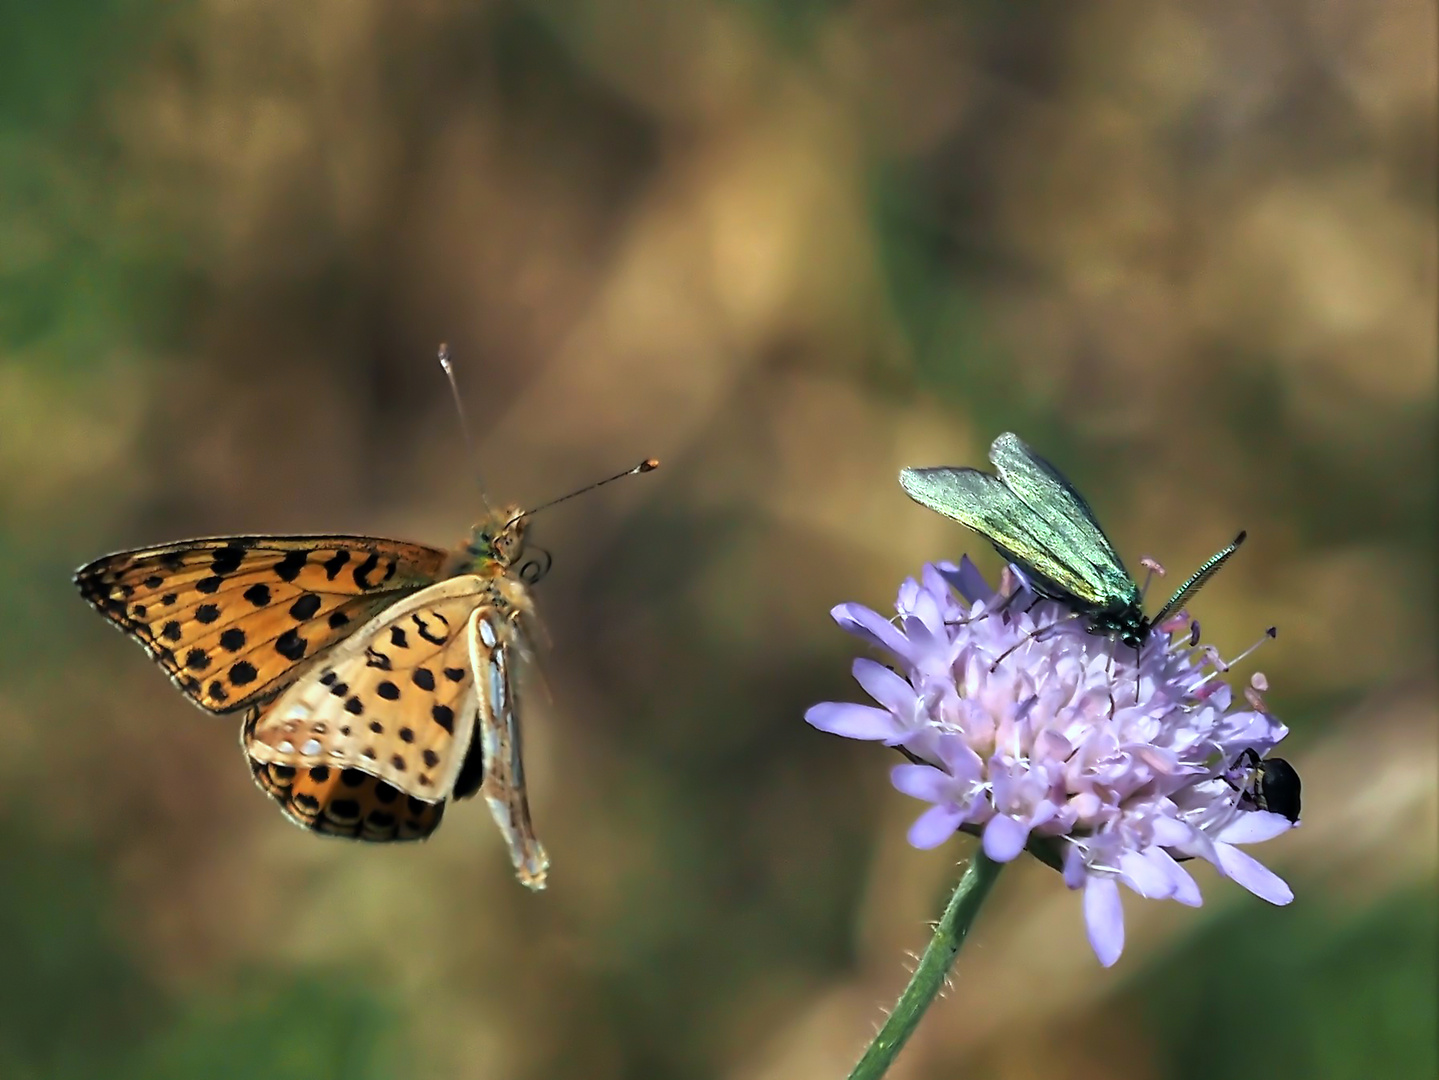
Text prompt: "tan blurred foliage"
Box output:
[[5, 0, 1434, 1077]]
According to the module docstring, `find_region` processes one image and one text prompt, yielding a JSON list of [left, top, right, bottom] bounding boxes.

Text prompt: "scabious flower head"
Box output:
[[805, 558, 1297, 967]]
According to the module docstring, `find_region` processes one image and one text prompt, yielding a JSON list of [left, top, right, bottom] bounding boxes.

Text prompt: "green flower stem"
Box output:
[[847, 851, 1005, 1080]]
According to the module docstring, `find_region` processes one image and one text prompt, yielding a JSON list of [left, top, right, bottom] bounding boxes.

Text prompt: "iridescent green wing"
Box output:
[[986, 432, 1139, 607], [899, 462, 1110, 605]]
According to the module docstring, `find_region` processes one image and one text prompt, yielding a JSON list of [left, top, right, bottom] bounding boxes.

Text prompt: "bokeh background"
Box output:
[[3, 2, 1435, 1078]]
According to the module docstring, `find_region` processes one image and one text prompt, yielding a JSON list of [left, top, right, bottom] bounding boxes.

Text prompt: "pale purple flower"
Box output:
[[805, 558, 1297, 967]]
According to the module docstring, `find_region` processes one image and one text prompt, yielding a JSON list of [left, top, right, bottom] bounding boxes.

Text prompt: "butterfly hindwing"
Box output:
[[472, 606, 549, 888], [246, 719, 450, 841], [76, 536, 449, 712], [245, 577, 489, 802]]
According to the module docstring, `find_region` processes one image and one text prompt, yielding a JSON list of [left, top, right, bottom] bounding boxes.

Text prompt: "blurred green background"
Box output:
[[3, 2, 1435, 1078]]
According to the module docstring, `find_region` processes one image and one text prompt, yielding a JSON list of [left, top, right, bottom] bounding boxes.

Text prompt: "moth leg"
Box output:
[[987, 609, 1084, 673]]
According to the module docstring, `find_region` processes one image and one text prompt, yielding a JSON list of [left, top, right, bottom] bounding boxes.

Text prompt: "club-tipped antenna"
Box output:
[[438, 342, 494, 514], [506, 459, 659, 528], [1152, 530, 1247, 626]]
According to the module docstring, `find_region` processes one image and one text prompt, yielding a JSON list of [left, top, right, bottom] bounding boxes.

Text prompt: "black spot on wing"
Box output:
[[274, 551, 307, 583], [275, 629, 307, 661], [210, 546, 245, 575], [411, 611, 448, 645], [352, 552, 381, 589], [289, 593, 321, 620]]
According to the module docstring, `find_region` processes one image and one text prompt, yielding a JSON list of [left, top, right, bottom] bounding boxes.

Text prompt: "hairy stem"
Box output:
[[847, 851, 1004, 1080]]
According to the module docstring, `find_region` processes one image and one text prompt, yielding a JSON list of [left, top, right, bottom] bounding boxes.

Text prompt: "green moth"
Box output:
[[899, 432, 1245, 650]]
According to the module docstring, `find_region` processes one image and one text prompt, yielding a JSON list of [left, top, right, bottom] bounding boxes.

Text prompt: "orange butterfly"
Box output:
[[77, 459, 657, 890]]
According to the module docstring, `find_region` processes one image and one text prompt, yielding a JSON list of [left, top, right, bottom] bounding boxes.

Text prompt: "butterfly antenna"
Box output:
[[506, 459, 660, 528], [438, 342, 494, 515]]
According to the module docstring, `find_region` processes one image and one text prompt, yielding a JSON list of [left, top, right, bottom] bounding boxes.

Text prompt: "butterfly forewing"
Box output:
[[76, 537, 449, 712], [246, 577, 490, 802], [471, 606, 549, 889]]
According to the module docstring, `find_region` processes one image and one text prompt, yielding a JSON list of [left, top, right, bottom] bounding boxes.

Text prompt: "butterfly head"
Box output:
[[458, 505, 528, 574]]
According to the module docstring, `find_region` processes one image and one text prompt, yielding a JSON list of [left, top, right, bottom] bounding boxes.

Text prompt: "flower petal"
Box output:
[[1084, 875, 1126, 967], [908, 805, 965, 849], [1063, 842, 1089, 890], [1213, 843, 1293, 905], [1151, 848, 1202, 907], [1214, 811, 1295, 845], [830, 603, 910, 658], [1118, 849, 1175, 899], [937, 556, 993, 604], [890, 763, 952, 804], [1150, 816, 1192, 848], [804, 702, 903, 741], [852, 658, 917, 716], [921, 564, 965, 620], [982, 814, 1030, 862]]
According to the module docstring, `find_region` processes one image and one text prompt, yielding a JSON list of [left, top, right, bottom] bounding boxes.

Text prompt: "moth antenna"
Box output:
[[1152, 531, 1247, 626], [438, 343, 494, 515]]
